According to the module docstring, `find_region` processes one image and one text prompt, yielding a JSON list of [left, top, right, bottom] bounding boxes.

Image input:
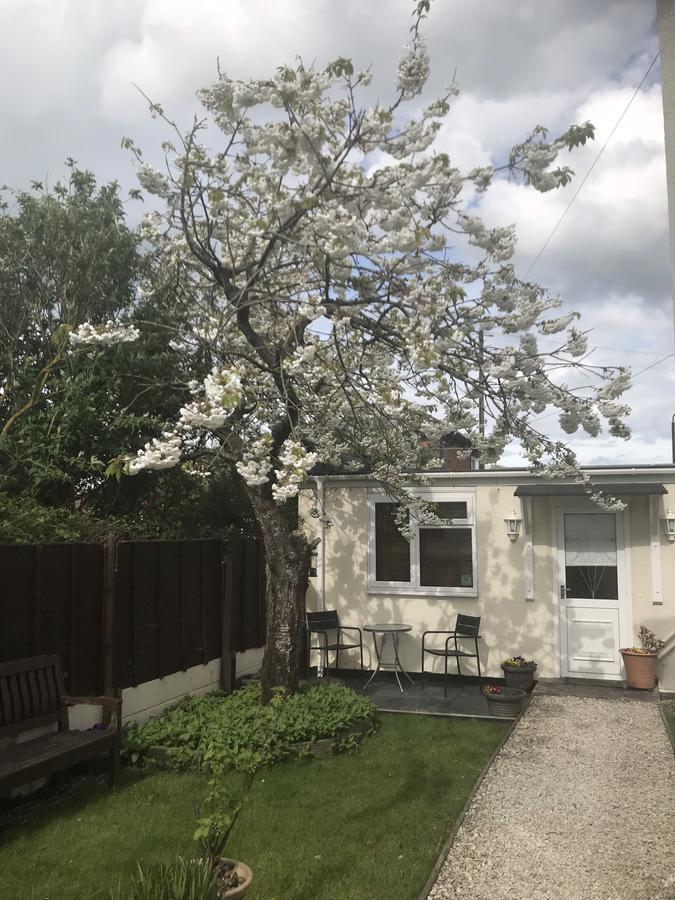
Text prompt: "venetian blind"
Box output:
[[419, 528, 473, 587], [434, 501, 468, 520], [375, 503, 411, 582]]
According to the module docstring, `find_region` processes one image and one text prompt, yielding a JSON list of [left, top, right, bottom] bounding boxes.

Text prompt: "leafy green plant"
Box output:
[[124, 682, 377, 774], [107, 856, 218, 900], [638, 626, 664, 653], [193, 777, 241, 866], [622, 625, 665, 655]]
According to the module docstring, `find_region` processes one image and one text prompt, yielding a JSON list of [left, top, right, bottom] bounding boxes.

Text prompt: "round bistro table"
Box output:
[[362, 623, 415, 692]]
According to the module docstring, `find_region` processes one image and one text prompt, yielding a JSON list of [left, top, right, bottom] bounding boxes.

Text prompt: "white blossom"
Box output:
[[126, 432, 182, 474], [204, 367, 243, 409], [119, 26, 629, 512], [271, 440, 319, 503], [236, 437, 274, 487], [69, 321, 140, 347], [396, 36, 430, 99]]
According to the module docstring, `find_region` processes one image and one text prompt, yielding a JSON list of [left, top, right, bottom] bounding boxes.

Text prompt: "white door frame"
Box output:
[[551, 501, 633, 680]]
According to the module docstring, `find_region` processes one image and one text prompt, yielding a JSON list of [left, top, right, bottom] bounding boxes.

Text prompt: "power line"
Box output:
[[524, 50, 661, 280], [592, 345, 672, 357], [632, 350, 675, 378], [528, 350, 675, 427]]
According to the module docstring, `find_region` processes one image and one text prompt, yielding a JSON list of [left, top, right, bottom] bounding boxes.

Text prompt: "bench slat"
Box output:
[[0, 676, 11, 728], [0, 730, 115, 792], [8, 674, 22, 724], [18, 671, 32, 720]]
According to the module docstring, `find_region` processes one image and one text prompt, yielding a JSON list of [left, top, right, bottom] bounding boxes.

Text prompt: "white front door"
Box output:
[[557, 510, 628, 680]]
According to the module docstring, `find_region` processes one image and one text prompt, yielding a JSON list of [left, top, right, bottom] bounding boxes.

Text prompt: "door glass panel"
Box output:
[[564, 514, 618, 600]]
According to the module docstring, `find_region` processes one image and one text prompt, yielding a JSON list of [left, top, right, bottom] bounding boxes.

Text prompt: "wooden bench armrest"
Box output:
[[63, 695, 121, 710]]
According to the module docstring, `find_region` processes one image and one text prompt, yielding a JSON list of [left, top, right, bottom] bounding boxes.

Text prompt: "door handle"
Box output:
[[560, 584, 568, 599]]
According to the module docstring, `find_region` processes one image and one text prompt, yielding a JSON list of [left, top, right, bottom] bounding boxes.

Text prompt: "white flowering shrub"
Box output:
[[110, 0, 632, 692], [126, 433, 182, 474], [69, 321, 140, 347], [118, 3, 628, 506]]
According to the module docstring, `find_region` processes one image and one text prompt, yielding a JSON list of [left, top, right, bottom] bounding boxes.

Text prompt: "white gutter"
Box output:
[[307, 465, 675, 485], [316, 476, 326, 612]]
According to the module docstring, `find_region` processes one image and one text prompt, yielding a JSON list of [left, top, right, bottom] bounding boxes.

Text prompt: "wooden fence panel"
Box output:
[[1, 536, 264, 694], [203, 541, 223, 663], [226, 538, 266, 652], [68, 544, 104, 696], [157, 543, 182, 679], [130, 542, 160, 687], [0, 543, 103, 695], [0, 544, 35, 663], [180, 541, 205, 672], [113, 542, 135, 688]]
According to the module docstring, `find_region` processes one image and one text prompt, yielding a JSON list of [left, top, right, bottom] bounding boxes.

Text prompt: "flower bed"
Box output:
[[124, 682, 377, 772]]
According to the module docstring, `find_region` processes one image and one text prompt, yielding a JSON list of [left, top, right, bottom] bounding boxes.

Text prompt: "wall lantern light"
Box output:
[[504, 509, 522, 542], [662, 509, 675, 542], [309, 549, 318, 577]]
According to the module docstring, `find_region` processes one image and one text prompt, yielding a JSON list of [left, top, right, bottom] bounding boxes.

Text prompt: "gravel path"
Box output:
[[428, 695, 675, 900]]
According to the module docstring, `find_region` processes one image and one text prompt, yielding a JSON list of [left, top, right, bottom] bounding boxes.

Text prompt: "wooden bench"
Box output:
[[0, 654, 121, 795]]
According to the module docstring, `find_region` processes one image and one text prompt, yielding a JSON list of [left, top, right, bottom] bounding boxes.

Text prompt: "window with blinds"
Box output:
[[419, 528, 473, 587], [375, 503, 411, 582], [370, 493, 476, 595], [433, 501, 468, 520]]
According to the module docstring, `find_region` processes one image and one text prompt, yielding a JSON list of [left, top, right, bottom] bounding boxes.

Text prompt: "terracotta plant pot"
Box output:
[[620, 650, 658, 690], [483, 687, 526, 718], [501, 662, 537, 692], [216, 858, 253, 899]]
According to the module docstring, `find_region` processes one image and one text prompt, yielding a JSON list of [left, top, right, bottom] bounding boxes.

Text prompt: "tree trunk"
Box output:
[[245, 488, 313, 702]]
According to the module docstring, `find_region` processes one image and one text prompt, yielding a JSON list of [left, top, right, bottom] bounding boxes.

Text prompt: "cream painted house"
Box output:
[[301, 466, 675, 692]]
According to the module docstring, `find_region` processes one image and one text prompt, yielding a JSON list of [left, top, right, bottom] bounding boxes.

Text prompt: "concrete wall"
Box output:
[[302, 476, 675, 691], [69, 647, 264, 730]]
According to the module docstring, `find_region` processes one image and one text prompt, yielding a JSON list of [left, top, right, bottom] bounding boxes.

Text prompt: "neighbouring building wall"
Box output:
[[303, 481, 559, 678], [302, 478, 675, 689], [658, 0, 675, 315]]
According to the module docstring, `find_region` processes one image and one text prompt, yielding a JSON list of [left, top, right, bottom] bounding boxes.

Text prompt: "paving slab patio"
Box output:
[[305, 669, 497, 718]]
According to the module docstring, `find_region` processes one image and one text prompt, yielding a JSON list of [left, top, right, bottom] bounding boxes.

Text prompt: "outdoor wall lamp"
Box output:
[[309, 549, 318, 577], [504, 510, 522, 542], [662, 509, 675, 542]]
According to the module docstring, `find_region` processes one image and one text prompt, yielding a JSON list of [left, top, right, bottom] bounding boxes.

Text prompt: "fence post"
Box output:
[[221, 549, 236, 693], [102, 534, 118, 715]]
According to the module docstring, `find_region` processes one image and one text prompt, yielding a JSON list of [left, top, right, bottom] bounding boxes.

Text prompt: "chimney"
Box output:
[[439, 432, 478, 472]]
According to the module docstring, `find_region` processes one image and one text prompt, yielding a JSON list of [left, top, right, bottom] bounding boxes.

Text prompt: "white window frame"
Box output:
[[367, 488, 478, 597]]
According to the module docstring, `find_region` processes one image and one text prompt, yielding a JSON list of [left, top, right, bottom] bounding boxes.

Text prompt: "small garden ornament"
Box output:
[[500, 655, 538, 691], [620, 626, 664, 690], [482, 684, 526, 718]]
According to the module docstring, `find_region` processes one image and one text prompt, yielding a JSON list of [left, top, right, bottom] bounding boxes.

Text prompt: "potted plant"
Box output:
[[107, 857, 225, 899], [194, 779, 252, 899], [500, 655, 538, 691], [482, 684, 526, 717], [620, 626, 665, 690]]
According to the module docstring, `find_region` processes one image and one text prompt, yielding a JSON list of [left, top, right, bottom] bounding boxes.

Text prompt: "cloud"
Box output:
[[0, 0, 669, 465]]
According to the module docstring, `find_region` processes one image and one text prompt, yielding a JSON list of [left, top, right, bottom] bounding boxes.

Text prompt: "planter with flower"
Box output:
[[620, 626, 664, 690], [482, 683, 526, 718], [500, 655, 538, 691]]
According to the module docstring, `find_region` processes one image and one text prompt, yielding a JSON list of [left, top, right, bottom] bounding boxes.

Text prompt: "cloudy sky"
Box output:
[[1, 0, 672, 466]]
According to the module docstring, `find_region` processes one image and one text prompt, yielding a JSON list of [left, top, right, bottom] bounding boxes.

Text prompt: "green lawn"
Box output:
[[0, 714, 505, 900]]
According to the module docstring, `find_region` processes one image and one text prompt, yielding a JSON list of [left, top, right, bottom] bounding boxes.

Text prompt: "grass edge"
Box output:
[[416, 698, 528, 900]]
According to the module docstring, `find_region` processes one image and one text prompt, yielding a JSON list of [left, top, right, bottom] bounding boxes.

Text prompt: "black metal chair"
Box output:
[[421, 614, 482, 696], [306, 610, 363, 680]]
